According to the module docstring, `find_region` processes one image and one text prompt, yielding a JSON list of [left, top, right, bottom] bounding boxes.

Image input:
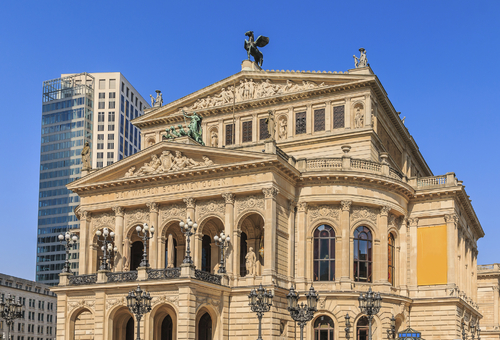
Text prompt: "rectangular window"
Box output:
[[259, 118, 270, 140], [242, 121, 252, 143], [107, 161, 113, 166], [121, 82, 125, 92], [109, 92, 116, 99], [135, 98, 138, 107], [107, 152, 114, 158], [295, 111, 306, 134], [126, 87, 129, 97], [98, 102, 105, 109], [108, 134, 114, 140], [108, 142, 114, 149], [109, 101, 115, 109], [109, 79, 116, 89], [99, 79, 105, 89], [98, 112, 105, 122], [98, 134, 104, 140], [225, 124, 234, 145], [120, 95, 124, 113], [97, 161, 103, 168], [131, 92, 134, 102], [333, 106, 345, 128], [314, 108, 325, 132], [97, 143, 104, 149], [140, 102, 142, 110], [108, 124, 115, 131], [98, 92, 105, 99], [97, 152, 103, 159], [98, 125, 104, 131], [108, 112, 115, 122]]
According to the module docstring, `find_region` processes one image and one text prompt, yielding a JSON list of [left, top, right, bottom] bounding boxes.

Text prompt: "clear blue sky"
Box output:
[[1, 1, 499, 280]]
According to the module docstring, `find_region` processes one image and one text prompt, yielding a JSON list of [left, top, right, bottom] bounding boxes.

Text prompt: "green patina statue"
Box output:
[[163, 110, 204, 146]]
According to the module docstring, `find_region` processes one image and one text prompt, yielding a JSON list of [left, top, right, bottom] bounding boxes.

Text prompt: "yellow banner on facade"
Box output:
[[417, 225, 447, 285]]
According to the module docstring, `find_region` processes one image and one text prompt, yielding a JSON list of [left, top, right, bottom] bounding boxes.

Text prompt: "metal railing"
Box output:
[[106, 271, 138, 283], [194, 269, 222, 285], [147, 268, 181, 280], [68, 274, 97, 286]]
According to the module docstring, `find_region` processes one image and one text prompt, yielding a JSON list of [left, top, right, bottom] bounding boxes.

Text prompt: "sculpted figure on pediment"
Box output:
[[124, 166, 135, 178], [160, 151, 175, 172], [172, 151, 199, 170], [136, 155, 161, 176]]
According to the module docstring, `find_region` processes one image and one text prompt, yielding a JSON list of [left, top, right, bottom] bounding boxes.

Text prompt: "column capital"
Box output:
[[340, 200, 352, 211], [183, 197, 196, 209], [112, 206, 124, 217], [408, 217, 419, 227], [380, 206, 391, 216], [262, 187, 279, 199], [445, 213, 459, 224], [146, 202, 159, 213], [288, 199, 298, 211], [222, 193, 235, 204], [80, 210, 91, 221], [297, 201, 308, 212]]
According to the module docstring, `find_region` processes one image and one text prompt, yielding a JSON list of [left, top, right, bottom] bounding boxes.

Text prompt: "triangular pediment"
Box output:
[[133, 67, 376, 127], [67, 140, 279, 190]]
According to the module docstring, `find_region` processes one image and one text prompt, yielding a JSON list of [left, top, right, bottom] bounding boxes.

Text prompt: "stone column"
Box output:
[[147, 203, 159, 268], [288, 199, 297, 278], [325, 101, 331, 132], [445, 214, 458, 286], [399, 217, 408, 292], [123, 239, 131, 271], [78, 211, 91, 275], [408, 217, 419, 287], [159, 236, 166, 268], [183, 198, 196, 267], [211, 242, 219, 273], [252, 114, 258, 143], [296, 202, 308, 286], [262, 187, 279, 284], [235, 116, 241, 145], [306, 104, 312, 135], [288, 107, 293, 139], [345, 98, 351, 129], [340, 201, 352, 286], [218, 119, 223, 147], [365, 95, 372, 127], [222, 193, 235, 277], [377, 206, 390, 284], [112, 207, 124, 271]]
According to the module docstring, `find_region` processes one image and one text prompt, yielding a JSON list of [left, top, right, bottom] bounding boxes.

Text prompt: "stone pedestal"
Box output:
[[59, 272, 71, 286], [97, 270, 110, 284], [241, 60, 262, 72], [167, 135, 201, 146], [137, 267, 148, 281], [180, 263, 195, 278]]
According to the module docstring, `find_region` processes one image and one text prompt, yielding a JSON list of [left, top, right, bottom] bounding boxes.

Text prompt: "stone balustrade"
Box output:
[[478, 263, 500, 271]]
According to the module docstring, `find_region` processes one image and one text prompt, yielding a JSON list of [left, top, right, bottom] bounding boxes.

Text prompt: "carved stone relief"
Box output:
[[350, 206, 378, 224], [125, 208, 150, 224], [151, 294, 179, 307], [92, 212, 114, 231], [197, 199, 225, 220], [196, 295, 221, 313], [308, 205, 340, 223], [236, 195, 265, 216], [160, 204, 187, 222], [68, 297, 95, 312], [105, 297, 126, 311]]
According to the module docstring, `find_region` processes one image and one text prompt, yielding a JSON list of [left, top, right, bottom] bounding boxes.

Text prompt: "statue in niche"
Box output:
[[150, 90, 163, 107], [265, 110, 275, 140], [81, 141, 91, 170], [183, 110, 204, 145], [123, 256, 130, 272], [354, 106, 364, 128], [244, 31, 269, 67], [245, 247, 257, 276], [210, 130, 219, 147], [124, 166, 135, 178], [214, 262, 220, 274], [167, 234, 175, 268], [279, 118, 287, 140], [353, 48, 368, 68], [160, 151, 175, 172]]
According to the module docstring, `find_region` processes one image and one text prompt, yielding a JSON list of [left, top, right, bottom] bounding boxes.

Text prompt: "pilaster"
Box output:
[[340, 200, 352, 289], [399, 217, 409, 294], [147, 202, 159, 268], [222, 193, 235, 278], [345, 97, 351, 129], [325, 101, 331, 132], [262, 187, 279, 284], [296, 201, 308, 287], [445, 213, 458, 286], [408, 217, 418, 287], [183, 198, 197, 268], [377, 206, 390, 284], [306, 104, 312, 135], [288, 199, 297, 278], [365, 95, 372, 127], [78, 211, 90, 275], [112, 206, 124, 271]]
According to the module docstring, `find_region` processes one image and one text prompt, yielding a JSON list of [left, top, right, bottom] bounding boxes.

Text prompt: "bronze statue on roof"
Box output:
[[244, 31, 269, 67]]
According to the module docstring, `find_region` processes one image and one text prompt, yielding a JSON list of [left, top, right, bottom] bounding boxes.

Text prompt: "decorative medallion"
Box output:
[[236, 195, 265, 215], [198, 200, 225, 220], [308, 205, 340, 222], [160, 204, 187, 221], [125, 208, 150, 224], [350, 206, 378, 224]]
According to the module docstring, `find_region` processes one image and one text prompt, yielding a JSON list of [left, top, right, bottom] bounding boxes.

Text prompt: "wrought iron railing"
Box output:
[[194, 269, 222, 285], [147, 268, 181, 280], [106, 271, 138, 283], [68, 274, 97, 286]]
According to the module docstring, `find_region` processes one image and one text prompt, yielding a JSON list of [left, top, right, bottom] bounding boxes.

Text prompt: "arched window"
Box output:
[[240, 232, 248, 277], [198, 312, 212, 340], [161, 315, 173, 340], [356, 316, 369, 340], [313, 225, 336, 281], [201, 235, 212, 273], [388, 233, 395, 285], [353, 226, 372, 282], [314, 315, 334, 340]]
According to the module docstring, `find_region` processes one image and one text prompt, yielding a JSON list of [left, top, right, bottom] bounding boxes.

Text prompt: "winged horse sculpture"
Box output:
[[244, 31, 269, 67]]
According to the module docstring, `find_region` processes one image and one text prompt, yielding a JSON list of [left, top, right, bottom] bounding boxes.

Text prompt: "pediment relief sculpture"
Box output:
[[124, 151, 215, 178], [189, 78, 325, 111]]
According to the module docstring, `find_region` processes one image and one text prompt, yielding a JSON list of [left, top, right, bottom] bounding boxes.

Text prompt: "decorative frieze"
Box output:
[[308, 205, 340, 223], [350, 206, 378, 224], [236, 194, 265, 215], [92, 212, 114, 231], [160, 204, 187, 222], [125, 208, 150, 224], [197, 199, 225, 220]]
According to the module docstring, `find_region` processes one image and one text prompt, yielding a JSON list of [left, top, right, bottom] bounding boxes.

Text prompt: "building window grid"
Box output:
[[333, 105, 345, 128], [259, 118, 269, 140], [295, 111, 306, 134], [313, 108, 325, 132], [242, 121, 252, 143]]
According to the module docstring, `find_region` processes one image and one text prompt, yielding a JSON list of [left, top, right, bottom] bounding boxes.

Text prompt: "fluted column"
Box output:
[[408, 217, 418, 287], [288, 199, 297, 278], [262, 188, 279, 283], [445, 214, 458, 286], [377, 206, 390, 283], [222, 193, 235, 277], [296, 202, 308, 285], [183, 198, 196, 267], [147, 203, 159, 268], [340, 201, 352, 284], [399, 217, 408, 292], [112, 206, 124, 271], [78, 211, 91, 275]]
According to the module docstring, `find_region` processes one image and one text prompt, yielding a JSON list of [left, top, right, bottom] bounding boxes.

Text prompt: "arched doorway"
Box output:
[[239, 213, 264, 277], [165, 237, 178, 268], [161, 315, 173, 340], [109, 306, 134, 340], [161, 221, 185, 269], [314, 315, 334, 340], [202, 235, 212, 273], [126, 317, 134, 340], [198, 312, 212, 340], [356, 316, 369, 340], [240, 232, 248, 277], [198, 217, 225, 273], [131, 241, 144, 271], [70, 308, 94, 340]]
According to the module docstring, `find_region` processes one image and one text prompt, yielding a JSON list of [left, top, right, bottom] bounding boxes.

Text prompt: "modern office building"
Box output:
[[37, 72, 149, 285], [0, 273, 57, 340]]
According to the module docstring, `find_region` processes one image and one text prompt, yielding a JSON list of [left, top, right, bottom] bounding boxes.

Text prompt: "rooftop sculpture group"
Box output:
[[353, 48, 368, 68], [124, 151, 214, 178], [244, 31, 269, 67], [150, 90, 163, 108], [164, 110, 204, 145]]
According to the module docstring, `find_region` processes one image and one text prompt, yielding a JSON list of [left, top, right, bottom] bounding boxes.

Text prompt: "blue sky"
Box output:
[[0, 1, 499, 280]]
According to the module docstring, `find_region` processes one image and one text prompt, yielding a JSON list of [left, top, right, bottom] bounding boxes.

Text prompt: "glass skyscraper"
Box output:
[[37, 72, 148, 285]]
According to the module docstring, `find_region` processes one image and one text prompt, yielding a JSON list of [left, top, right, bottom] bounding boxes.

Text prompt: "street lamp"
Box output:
[[0, 294, 23, 340], [248, 283, 274, 340], [358, 287, 382, 340], [287, 285, 319, 340], [345, 314, 351, 340], [387, 315, 396, 340], [179, 217, 197, 266], [126, 285, 152, 340], [95, 227, 117, 271], [214, 231, 230, 274], [136, 223, 154, 268], [58, 231, 78, 273]]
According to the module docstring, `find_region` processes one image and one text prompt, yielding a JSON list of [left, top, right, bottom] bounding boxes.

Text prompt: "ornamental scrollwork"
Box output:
[[308, 205, 340, 223], [380, 206, 391, 216], [222, 193, 236, 204], [146, 202, 159, 213], [340, 200, 352, 212], [445, 214, 459, 224], [196, 295, 221, 313], [125, 208, 150, 224], [160, 204, 187, 221], [112, 206, 124, 217], [106, 297, 126, 311], [408, 217, 419, 227], [151, 294, 179, 307], [297, 202, 308, 212], [92, 212, 115, 231], [197, 199, 225, 220], [80, 211, 91, 220], [350, 206, 378, 224], [236, 195, 265, 215], [262, 187, 279, 199], [183, 197, 196, 209], [68, 297, 96, 312]]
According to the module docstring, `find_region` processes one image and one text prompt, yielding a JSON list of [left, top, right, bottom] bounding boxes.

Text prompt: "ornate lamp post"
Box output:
[[358, 287, 382, 340], [179, 217, 198, 266], [214, 231, 230, 274], [0, 294, 23, 340], [95, 227, 117, 271], [126, 285, 152, 340], [387, 315, 396, 340], [58, 231, 78, 273], [287, 285, 319, 340], [248, 283, 274, 340], [136, 223, 154, 268], [345, 314, 351, 340]]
